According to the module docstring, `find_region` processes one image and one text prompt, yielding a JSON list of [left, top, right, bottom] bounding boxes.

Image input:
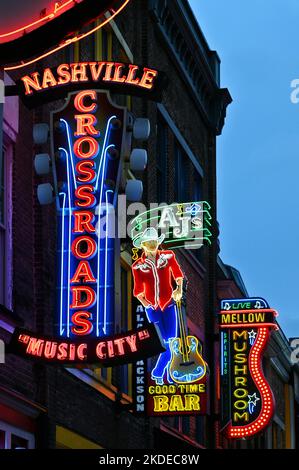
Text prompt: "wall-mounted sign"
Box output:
[[51, 89, 126, 339], [8, 324, 164, 365], [12, 62, 166, 108], [130, 201, 212, 252], [220, 297, 278, 439], [0, 0, 130, 69], [132, 303, 148, 413], [131, 227, 208, 416]]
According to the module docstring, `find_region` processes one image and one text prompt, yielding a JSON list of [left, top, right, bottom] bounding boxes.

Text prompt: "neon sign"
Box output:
[[0, 0, 131, 69], [8, 324, 164, 366], [131, 227, 208, 416], [12, 62, 165, 109], [130, 201, 212, 251], [51, 89, 127, 338], [220, 298, 278, 439]]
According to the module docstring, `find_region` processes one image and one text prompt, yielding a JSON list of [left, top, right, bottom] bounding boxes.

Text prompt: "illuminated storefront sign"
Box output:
[[130, 201, 212, 252], [131, 225, 208, 416], [13, 62, 165, 108], [4, 4, 167, 370], [51, 89, 126, 338], [8, 324, 163, 365], [0, 0, 130, 69], [220, 298, 278, 439]]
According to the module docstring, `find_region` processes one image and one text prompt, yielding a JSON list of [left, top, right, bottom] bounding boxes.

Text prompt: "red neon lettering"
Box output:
[[74, 90, 97, 113], [26, 337, 44, 357], [42, 68, 57, 89], [126, 64, 140, 85], [21, 72, 41, 95], [71, 63, 89, 82], [44, 341, 58, 359], [113, 63, 127, 83], [74, 136, 99, 159], [57, 343, 68, 361], [71, 261, 96, 283], [70, 286, 96, 309], [77, 343, 88, 361], [71, 311, 93, 336], [69, 344, 76, 361], [139, 68, 158, 90], [71, 236, 97, 260], [73, 211, 96, 234], [107, 341, 115, 358], [126, 335, 137, 352], [75, 114, 100, 137], [103, 62, 114, 82], [89, 62, 106, 81], [75, 161, 96, 183], [75, 185, 96, 208], [57, 63, 71, 85], [114, 338, 126, 356], [96, 342, 107, 359]]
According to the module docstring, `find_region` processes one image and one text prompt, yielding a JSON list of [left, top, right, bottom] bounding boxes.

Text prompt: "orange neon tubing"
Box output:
[[4, 0, 131, 72], [0, 1, 74, 40]]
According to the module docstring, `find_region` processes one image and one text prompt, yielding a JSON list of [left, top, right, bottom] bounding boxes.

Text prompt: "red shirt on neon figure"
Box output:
[[132, 228, 184, 311]]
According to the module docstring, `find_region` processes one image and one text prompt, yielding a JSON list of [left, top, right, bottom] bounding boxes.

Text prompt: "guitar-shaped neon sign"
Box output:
[[51, 90, 126, 338], [169, 300, 207, 384]]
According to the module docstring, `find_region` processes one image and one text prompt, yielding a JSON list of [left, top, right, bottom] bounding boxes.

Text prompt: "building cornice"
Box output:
[[149, 0, 232, 134]]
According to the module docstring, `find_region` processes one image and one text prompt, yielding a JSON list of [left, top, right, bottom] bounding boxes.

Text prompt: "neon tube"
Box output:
[[60, 119, 77, 190], [59, 192, 66, 336], [103, 189, 114, 335], [59, 147, 72, 338], [0, 1, 75, 40], [4, 0, 131, 71]]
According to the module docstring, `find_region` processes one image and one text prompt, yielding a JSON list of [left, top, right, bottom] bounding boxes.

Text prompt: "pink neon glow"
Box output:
[[0, 1, 78, 43]]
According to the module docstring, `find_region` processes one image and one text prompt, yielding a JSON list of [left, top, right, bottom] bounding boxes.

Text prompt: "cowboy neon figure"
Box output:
[[132, 228, 184, 385]]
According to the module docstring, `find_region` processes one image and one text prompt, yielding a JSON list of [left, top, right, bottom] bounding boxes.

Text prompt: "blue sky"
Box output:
[[189, 0, 299, 337]]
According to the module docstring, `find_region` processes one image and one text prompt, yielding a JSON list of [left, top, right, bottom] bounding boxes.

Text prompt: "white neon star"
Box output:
[[248, 330, 257, 342], [248, 393, 260, 407]]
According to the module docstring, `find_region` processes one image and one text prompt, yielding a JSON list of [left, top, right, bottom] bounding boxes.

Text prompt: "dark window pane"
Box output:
[[194, 172, 203, 202], [196, 416, 205, 445], [175, 145, 189, 203], [11, 434, 29, 449], [182, 417, 190, 435], [156, 116, 168, 203], [0, 430, 5, 449]]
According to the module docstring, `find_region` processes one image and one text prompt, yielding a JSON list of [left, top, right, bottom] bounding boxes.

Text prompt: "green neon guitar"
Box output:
[[169, 300, 207, 384]]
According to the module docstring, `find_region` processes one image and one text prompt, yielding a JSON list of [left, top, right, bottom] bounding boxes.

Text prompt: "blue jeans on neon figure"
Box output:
[[146, 302, 178, 385]]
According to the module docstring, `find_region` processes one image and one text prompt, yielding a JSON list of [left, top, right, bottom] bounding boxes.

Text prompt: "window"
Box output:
[[193, 171, 203, 202], [0, 142, 12, 308], [156, 115, 168, 203], [196, 416, 205, 445], [0, 422, 35, 449], [182, 417, 190, 436], [175, 144, 189, 203]]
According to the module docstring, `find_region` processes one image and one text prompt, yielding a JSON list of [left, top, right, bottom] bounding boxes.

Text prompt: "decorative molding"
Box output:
[[150, 0, 232, 134]]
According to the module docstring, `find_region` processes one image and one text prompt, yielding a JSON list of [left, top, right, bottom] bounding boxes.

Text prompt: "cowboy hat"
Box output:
[[133, 228, 165, 249]]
